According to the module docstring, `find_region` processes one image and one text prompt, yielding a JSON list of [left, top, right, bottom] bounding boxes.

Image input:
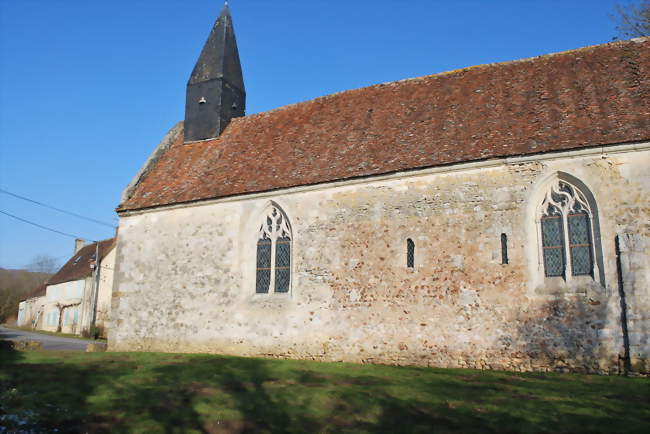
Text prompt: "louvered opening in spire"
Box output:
[[184, 2, 246, 142]]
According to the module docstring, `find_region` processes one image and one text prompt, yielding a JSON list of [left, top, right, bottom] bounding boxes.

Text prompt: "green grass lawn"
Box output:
[[1, 341, 648, 434]]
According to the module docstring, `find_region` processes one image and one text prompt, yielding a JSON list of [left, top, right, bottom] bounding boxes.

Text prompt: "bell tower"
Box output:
[[184, 2, 246, 142]]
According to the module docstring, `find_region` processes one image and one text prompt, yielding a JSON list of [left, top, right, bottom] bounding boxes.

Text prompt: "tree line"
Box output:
[[0, 256, 58, 323]]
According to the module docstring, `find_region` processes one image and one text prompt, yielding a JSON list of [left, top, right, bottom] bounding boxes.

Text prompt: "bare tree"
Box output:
[[27, 255, 59, 274], [614, 1, 650, 39], [55, 302, 80, 333]]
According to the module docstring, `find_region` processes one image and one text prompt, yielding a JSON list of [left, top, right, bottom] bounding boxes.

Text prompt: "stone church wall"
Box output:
[[109, 144, 650, 374]]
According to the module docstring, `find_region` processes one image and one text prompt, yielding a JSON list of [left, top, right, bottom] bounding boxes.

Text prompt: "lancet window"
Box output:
[[256, 205, 292, 294], [406, 239, 415, 269], [501, 233, 509, 265], [539, 179, 595, 278]]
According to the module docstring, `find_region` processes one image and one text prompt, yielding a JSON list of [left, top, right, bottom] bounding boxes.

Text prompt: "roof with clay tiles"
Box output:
[[47, 238, 116, 286], [119, 38, 650, 212]]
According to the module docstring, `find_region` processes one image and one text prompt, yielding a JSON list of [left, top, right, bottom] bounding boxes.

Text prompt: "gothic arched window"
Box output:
[[539, 179, 596, 279], [256, 205, 292, 294]]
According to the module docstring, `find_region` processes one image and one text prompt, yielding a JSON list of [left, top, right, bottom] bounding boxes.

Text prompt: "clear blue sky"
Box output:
[[0, 0, 634, 270]]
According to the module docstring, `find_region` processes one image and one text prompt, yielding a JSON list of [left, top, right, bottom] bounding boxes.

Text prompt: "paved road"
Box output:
[[0, 326, 96, 351]]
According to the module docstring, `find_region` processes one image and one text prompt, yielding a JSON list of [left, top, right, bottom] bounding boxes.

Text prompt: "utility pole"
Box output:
[[90, 240, 100, 338]]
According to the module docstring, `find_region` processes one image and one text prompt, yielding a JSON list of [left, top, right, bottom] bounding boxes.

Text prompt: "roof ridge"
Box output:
[[227, 37, 649, 126], [120, 37, 650, 211], [47, 237, 117, 286]]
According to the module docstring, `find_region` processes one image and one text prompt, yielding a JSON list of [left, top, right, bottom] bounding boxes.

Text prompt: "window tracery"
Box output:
[[256, 205, 292, 294], [539, 179, 595, 279]]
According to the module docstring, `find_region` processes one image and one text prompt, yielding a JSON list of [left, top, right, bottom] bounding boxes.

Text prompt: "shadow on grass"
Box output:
[[109, 357, 471, 434], [0, 339, 20, 362], [1, 342, 648, 433], [1, 340, 123, 433]]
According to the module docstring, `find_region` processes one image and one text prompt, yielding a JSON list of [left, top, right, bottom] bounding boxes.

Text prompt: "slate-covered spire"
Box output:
[[184, 2, 246, 142]]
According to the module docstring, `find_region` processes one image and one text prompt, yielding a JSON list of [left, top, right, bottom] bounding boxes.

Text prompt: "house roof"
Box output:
[[47, 238, 116, 286], [21, 283, 47, 302], [118, 38, 650, 213]]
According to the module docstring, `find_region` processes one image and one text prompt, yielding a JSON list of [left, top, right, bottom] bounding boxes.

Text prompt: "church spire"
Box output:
[[184, 2, 246, 142]]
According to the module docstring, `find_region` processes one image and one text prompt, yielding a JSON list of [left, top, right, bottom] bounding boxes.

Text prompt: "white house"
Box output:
[[17, 283, 47, 329], [19, 238, 116, 337]]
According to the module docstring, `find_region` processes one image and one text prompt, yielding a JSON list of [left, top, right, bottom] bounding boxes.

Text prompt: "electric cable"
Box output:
[[0, 188, 116, 228], [0, 209, 96, 241]]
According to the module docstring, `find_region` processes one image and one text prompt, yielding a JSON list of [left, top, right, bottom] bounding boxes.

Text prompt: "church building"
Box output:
[[109, 4, 650, 374]]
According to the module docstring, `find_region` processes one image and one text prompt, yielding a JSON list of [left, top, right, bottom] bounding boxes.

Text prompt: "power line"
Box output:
[[0, 188, 116, 228], [0, 209, 95, 241]]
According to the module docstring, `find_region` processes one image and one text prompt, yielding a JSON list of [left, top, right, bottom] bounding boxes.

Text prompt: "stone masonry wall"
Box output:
[[95, 247, 116, 338], [109, 146, 650, 374]]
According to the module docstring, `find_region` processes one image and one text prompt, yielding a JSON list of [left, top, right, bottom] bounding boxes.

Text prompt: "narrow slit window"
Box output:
[[500, 233, 509, 265], [406, 238, 415, 269]]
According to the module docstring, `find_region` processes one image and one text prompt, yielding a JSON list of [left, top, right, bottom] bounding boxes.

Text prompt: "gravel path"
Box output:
[[0, 326, 96, 351]]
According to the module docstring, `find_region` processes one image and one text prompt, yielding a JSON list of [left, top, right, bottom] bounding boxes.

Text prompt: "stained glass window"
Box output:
[[406, 239, 415, 268], [275, 236, 291, 293], [256, 205, 292, 294], [541, 214, 565, 277], [256, 238, 271, 293], [568, 212, 593, 276], [538, 179, 595, 279]]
